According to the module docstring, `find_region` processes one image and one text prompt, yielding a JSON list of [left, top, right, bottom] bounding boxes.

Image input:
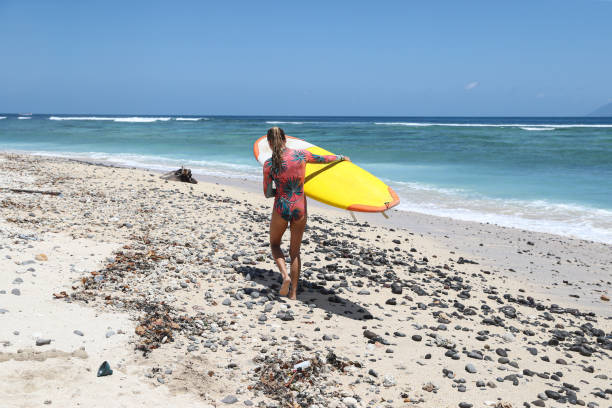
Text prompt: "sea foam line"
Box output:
[[49, 116, 171, 123], [18, 117, 31, 120], [374, 122, 612, 128], [266, 121, 305, 125], [175, 117, 208, 121], [0, 116, 6, 120]]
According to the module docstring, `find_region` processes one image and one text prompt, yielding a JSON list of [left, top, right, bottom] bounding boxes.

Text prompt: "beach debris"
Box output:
[[252, 350, 361, 406], [97, 361, 113, 377], [0, 188, 62, 196], [35, 253, 48, 261], [601, 294, 609, 301], [53, 291, 68, 299], [160, 167, 198, 184]]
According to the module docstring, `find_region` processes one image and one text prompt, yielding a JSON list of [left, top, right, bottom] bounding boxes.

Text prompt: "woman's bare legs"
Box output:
[[269, 210, 290, 296], [288, 213, 307, 300]]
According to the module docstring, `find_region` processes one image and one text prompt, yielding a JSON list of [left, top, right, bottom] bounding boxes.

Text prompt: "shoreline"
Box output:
[[3, 147, 611, 246], [1, 152, 610, 407]]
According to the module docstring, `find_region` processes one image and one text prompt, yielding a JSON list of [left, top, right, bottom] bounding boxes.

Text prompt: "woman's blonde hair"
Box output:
[[267, 127, 286, 173]]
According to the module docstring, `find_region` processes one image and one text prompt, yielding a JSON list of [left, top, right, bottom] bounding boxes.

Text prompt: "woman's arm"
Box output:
[[263, 161, 275, 198], [303, 150, 350, 164]]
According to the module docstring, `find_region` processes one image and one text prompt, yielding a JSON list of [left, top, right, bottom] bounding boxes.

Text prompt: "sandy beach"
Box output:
[[1, 152, 610, 408]]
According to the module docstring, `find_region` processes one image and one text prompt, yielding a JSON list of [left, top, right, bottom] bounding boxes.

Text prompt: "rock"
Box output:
[[391, 282, 403, 294], [11, 288, 20, 296], [544, 390, 561, 400], [343, 396, 358, 407], [368, 369, 378, 377], [459, 403, 473, 408], [532, 400, 545, 407], [601, 294, 609, 301], [221, 395, 238, 404], [35, 254, 48, 261], [465, 363, 477, 373], [412, 334, 422, 342], [502, 333, 515, 343], [97, 361, 113, 377], [496, 348, 508, 357], [555, 358, 567, 365], [36, 338, 51, 346], [258, 314, 267, 322], [73, 330, 84, 336], [106, 330, 115, 338], [222, 298, 231, 306], [12, 278, 23, 284], [383, 375, 396, 387]]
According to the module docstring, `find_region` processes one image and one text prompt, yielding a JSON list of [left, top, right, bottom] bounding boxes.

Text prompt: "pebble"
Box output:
[[465, 363, 477, 373], [36, 338, 51, 346], [73, 330, 84, 336], [11, 288, 20, 296], [383, 375, 396, 387], [343, 396, 358, 407], [221, 395, 238, 404]]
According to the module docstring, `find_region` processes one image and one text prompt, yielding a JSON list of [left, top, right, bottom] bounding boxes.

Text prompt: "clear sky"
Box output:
[[1, 0, 611, 116]]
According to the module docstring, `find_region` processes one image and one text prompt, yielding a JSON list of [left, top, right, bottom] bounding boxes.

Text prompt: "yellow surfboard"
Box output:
[[253, 135, 399, 213]]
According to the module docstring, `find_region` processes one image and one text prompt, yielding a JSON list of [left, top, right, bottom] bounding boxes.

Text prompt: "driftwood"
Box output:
[[160, 167, 198, 184], [1, 188, 62, 196]]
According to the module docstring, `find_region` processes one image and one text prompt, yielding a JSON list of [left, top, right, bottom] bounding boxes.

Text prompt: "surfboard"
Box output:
[[253, 135, 400, 213]]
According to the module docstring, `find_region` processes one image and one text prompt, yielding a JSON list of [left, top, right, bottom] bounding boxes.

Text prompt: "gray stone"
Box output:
[[11, 288, 20, 296], [222, 298, 232, 306], [73, 330, 84, 336], [221, 395, 238, 404], [465, 363, 477, 373], [36, 338, 51, 346], [106, 330, 115, 338]]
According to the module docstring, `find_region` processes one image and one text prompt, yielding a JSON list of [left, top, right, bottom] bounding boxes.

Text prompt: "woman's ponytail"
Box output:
[[267, 127, 286, 174]]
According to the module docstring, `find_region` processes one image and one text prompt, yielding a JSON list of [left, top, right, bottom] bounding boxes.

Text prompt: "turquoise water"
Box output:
[[1, 114, 611, 243]]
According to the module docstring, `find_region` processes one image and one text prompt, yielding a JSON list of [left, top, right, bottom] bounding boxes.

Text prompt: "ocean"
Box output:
[[1, 114, 611, 244]]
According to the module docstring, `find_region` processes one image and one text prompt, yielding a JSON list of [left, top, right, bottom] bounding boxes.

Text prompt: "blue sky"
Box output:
[[1, 0, 611, 116]]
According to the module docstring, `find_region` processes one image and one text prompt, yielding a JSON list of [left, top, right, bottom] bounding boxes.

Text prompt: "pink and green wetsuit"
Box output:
[[263, 148, 344, 221]]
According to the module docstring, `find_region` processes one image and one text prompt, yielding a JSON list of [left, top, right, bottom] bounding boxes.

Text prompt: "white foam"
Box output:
[[389, 181, 612, 244], [375, 122, 612, 128], [48, 116, 171, 123], [519, 127, 556, 131], [18, 117, 31, 120], [175, 117, 208, 121], [266, 121, 304, 125], [113, 117, 170, 123], [0, 116, 6, 120]]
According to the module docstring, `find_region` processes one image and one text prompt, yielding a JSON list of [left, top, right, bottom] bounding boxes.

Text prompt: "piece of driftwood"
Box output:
[[160, 167, 198, 184], [2, 188, 62, 196]]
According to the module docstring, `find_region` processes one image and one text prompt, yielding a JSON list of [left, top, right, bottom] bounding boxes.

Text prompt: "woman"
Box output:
[[263, 127, 349, 299]]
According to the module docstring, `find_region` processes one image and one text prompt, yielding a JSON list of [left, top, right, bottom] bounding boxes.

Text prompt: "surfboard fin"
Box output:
[[381, 211, 389, 219]]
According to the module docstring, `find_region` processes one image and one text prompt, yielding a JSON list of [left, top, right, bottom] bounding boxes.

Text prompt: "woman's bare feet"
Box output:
[[279, 278, 291, 296], [288, 289, 297, 300]]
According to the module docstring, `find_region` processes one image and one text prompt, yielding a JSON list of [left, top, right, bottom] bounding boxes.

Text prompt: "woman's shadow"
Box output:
[[235, 265, 374, 321]]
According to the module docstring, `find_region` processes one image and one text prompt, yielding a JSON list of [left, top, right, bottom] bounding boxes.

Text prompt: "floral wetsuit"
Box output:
[[263, 148, 344, 221]]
